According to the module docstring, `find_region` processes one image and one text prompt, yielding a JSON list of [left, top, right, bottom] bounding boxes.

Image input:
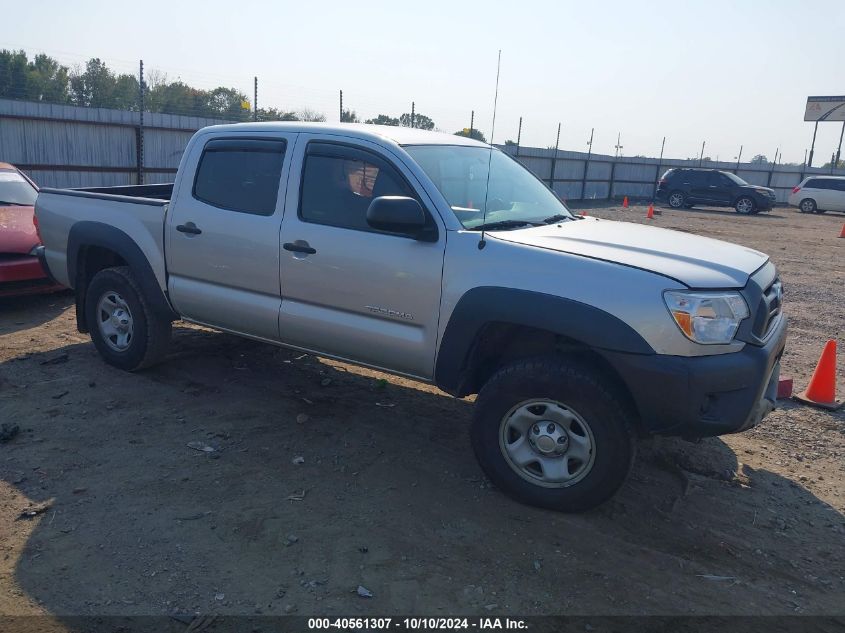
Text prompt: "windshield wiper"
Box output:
[[541, 213, 574, 224], [469, 219, 542, 231]]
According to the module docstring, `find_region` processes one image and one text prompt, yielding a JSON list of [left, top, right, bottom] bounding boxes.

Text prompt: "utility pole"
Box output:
[[767, 147, 779, 186], [515, 116, 522, 156], [549, 122, 561, 188], [653, 136, 665, 200], [699, 141, 706, 166], [138, 60, 145, 185], [836, 121, 844, 167], [339, 90, 343, 122], [735, 145, 743, 171], [803, 149, 808, 167], [614, 132, 623, 159], [410, 102, 415, 129], [582, 128, 594, 200], [253, 77, 258, 122], [808, 121, 819, 167], [469, 110, 474, 139]]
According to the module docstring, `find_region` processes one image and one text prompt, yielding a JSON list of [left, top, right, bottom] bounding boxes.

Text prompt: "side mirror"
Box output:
[[366, 196, 430, 239]]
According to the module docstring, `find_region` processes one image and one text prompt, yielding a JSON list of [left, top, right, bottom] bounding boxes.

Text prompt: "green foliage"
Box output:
[[504, 139, 517, 146], [750, 154, 768, 165], [455, 127, 487, 143], [399, 112, 435, 130], [0, 49, 70, 103], [821, 158, 845, 169], [341, 108, 360, 123], [365, 114, 400, 126], [0, 49, 274, 121], [257, 107, 299, 122]]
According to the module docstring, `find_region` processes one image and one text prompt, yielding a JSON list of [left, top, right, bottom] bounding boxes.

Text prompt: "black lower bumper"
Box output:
[[601, 315, 787, 438]]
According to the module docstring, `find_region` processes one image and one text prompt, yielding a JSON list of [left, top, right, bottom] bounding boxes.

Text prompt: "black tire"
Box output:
[[471, 356, 636, 512], [668, 191, 686, 208], [85, 266, 171, 371], [735, 196, 756, 214], [815, 208, 826, 214], [799, 198, 817, 214], [683, 203, 695, 209]]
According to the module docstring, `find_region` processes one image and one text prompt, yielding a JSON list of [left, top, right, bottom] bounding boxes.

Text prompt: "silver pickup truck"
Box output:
[[34, 122, 787, 512]]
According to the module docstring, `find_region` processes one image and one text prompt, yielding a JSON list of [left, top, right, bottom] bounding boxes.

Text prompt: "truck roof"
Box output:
[[199, 122, 488, 148]]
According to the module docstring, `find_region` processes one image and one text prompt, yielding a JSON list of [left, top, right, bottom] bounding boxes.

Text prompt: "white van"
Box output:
[[788, 175, 845, 213]]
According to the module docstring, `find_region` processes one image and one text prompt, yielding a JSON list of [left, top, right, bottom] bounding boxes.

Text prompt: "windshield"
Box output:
[[0, 169, 37, 206], [404, 145, 572, 229], [723, 171, 748, 186]]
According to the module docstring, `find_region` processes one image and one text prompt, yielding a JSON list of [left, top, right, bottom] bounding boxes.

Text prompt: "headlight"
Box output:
[[663, 291, 749, 344]]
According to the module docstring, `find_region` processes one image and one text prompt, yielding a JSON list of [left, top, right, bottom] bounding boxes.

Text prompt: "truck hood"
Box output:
[[0, 204, 39, 255], [491, 217, 768, 288]]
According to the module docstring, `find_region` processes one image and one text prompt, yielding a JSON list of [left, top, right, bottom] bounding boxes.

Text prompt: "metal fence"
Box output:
[[502, 145, 845, 204], [2, 97, 844, 201]]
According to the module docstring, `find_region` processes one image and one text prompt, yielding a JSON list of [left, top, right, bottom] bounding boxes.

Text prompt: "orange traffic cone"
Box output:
[[646, 204, 654, 220], [839, 223, 845, 238], [622, 196, 629, 208], [793, 340, 842, 410]]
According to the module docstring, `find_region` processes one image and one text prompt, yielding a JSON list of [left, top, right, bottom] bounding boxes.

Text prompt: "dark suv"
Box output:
[[656, 168, 777, 214]]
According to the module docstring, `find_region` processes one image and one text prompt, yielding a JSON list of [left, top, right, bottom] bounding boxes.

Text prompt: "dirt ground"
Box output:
[[0, 203, 843, 622]]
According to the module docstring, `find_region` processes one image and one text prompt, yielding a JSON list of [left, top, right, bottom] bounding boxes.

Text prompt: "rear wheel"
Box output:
[[668, 191, 686, 208], [799, 198, 817, 214], [471, 357, 636, 512], [735, 196, 756, 214], [85, 266, 171, 371]]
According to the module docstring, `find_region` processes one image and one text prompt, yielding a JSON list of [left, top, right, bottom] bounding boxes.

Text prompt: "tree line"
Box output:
[[0, 49, 321, 121], [0, 50, 490, 139]]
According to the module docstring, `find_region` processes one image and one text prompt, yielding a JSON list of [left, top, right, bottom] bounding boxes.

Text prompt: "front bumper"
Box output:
[[601, 314, 787, 438]]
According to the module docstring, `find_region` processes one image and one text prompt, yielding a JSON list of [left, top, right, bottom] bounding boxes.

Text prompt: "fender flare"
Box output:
[[434, 287, 654, 396], [67, 221, 177, 331]]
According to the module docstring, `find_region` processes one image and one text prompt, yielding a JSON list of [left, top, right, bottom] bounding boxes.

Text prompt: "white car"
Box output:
[[788, 175, 845, 214]]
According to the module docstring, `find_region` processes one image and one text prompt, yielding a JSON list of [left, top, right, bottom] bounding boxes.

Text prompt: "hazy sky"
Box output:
[[5, 0, 845, 163]]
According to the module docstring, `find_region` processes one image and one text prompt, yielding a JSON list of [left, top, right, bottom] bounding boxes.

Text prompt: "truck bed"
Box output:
[[35, 185, 171, 292]]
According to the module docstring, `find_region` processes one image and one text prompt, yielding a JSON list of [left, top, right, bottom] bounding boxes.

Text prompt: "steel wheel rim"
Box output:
[[669, 193, 683, 207], [96, 291, 134, 352], [736, 198, 753, 214], [499, 399, 596, 488]]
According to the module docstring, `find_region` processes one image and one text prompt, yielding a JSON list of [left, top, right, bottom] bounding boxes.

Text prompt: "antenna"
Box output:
[[478, 49, 502, 251]]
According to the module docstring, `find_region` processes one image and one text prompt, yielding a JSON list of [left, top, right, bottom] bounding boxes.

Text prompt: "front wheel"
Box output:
[[735, 196, 756, 214], [471, 357, 636, 512], [85, 266, 171, 371]]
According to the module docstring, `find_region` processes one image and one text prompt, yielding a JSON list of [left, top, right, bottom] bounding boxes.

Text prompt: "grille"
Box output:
[[753, 277, 782, 339]]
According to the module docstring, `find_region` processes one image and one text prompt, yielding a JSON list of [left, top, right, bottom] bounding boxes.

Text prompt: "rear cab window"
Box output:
[[193, 138, 287, 215]]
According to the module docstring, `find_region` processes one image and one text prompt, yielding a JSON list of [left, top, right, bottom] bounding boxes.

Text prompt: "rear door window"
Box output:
[[193, 138, 286, 215]]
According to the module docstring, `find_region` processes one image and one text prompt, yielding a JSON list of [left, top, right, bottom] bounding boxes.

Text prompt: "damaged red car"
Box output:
[[0, 162, 63, 296]]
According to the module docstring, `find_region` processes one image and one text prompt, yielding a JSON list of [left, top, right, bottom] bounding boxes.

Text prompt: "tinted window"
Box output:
[[687, 171, 708, 185], [0, 169, 38, 206], [299, 144, 416, 231], [833, 179, 845, 192], [193, 139, 286, 215], [807, 178, 835, 190]]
